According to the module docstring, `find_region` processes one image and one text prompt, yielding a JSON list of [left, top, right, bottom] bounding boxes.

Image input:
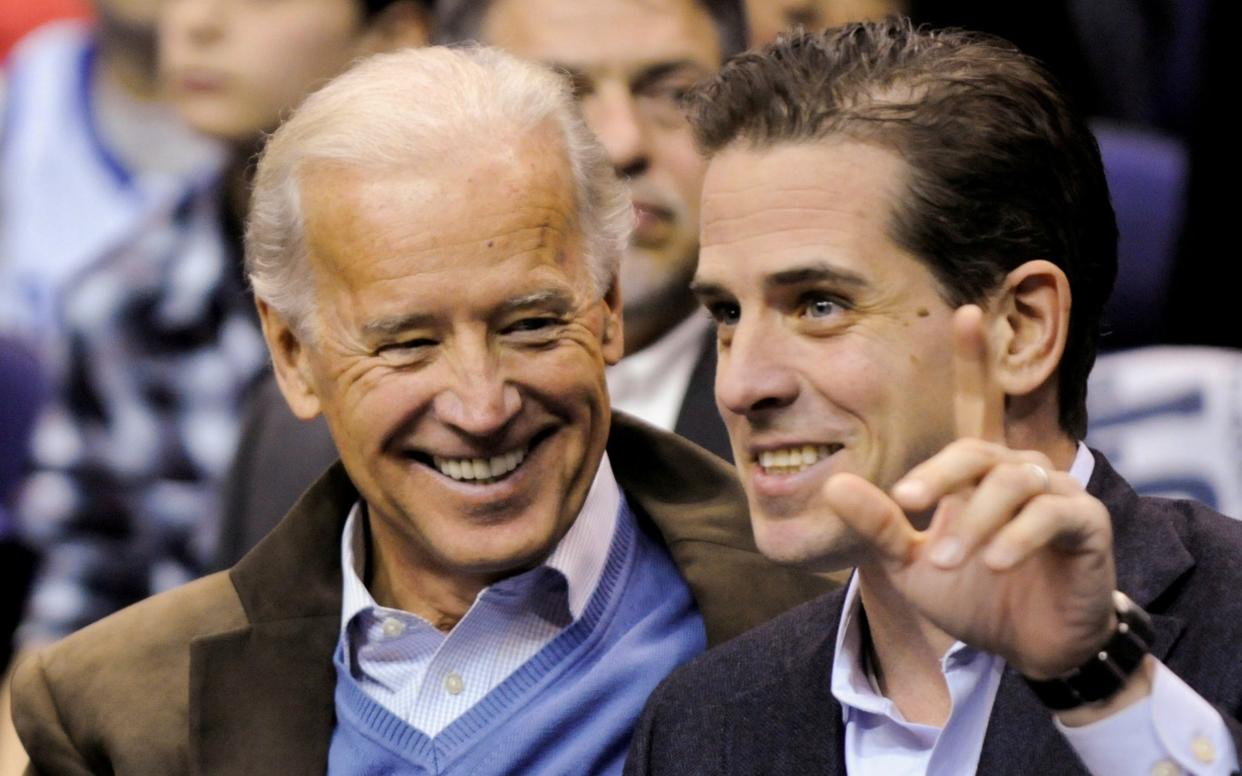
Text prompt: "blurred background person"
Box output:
[[1, 0, 88, 59], [1, 0, 226, 760], [0, 0, 224, 352], [0, 0, 428, 770], [744, 0, 903, 46]]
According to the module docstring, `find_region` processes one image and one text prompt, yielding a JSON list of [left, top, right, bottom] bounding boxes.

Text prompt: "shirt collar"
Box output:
[[1069, 441, 1095, 488], [831, 572, 886, 717], [339, 452, 621, 632], [606, 312, 709, 398], [830, 440, 1096, 717]]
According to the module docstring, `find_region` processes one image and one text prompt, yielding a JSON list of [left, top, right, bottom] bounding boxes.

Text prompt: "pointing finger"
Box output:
[[953, 305, 1005, 444]]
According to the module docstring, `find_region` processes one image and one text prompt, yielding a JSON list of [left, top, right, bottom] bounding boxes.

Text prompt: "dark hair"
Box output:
[[687, 17, 1116, 438], [433, 0, 748, 58], [361, 0, 433, 19]]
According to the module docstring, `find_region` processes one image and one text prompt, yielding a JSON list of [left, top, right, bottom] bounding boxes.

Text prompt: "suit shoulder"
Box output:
[[17, 571, 245, 703], [1148, 495, 1242, 583], [12, 573, 246, 772]]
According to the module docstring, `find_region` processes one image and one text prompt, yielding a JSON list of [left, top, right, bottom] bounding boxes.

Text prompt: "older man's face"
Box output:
[[483, 0, 721, 351], [283, 126, 623, 580]]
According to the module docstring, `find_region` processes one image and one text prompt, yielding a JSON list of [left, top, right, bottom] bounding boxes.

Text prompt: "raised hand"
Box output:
[[821, 305, 1115, 679]]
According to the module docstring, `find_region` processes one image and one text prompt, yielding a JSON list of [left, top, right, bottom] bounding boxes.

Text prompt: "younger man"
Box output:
[[629, 20, 1242, 775]]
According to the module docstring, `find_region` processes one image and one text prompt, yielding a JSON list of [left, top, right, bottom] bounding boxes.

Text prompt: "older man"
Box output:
[[216, 0, 750, 566], [11, 47, 830, 775], [628, 20, 1242, 776]]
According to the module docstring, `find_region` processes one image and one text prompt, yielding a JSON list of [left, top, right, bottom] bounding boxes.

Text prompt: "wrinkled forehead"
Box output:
[[297, 125, 587, 284]]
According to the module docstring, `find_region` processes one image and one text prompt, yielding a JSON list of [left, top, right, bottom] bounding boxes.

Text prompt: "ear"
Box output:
[[357, 0, 431, 55], [599, 277, 625, 366], [256, 298, 325, 420], [987, 259, 1071, 398]]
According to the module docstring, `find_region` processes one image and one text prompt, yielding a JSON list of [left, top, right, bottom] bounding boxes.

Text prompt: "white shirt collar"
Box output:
[[831, 440, 1096, 714], [340, 452, 622, 631], [606, 312, 711, 432], [1069, 440, 1096, 487]]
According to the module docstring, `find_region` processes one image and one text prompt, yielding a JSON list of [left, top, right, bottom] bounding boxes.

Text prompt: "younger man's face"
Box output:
[[694, 139, 960, 570]]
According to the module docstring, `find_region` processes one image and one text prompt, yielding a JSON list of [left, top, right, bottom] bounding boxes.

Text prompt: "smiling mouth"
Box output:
[[433, 447, 527, 483], [407, 430, 551, 485], [756, 444, 842, 475]]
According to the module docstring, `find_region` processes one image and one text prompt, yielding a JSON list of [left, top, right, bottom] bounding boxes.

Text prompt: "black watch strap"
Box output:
[[1024, 591, 1155, 711]]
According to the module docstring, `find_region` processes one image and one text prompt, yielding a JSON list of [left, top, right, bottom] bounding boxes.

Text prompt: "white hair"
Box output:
[[245, 45, 632, 338]]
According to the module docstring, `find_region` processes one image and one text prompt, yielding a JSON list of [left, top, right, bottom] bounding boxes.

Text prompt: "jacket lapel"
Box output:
[[1088, 451, 1192, 655], [608, 412, 839, 646], [976, 451, 1193, 774], [190, 464, 357, 775]]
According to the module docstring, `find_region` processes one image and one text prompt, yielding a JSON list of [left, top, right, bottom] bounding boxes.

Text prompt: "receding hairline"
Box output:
[[292, 116, 588, 263]]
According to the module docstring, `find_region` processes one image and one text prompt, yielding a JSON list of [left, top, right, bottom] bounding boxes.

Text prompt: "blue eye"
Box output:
[[801, 296, 840, 319]]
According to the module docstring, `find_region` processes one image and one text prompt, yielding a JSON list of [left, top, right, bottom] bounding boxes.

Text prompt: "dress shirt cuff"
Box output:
[[1056, 660, 1239, 775]]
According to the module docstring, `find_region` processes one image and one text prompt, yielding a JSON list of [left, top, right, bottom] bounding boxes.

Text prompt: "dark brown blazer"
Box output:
[[12, 413, 835, 775]]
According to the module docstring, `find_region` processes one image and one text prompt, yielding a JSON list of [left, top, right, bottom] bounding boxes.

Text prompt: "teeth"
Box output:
[[433, 446, 528, 482], [758, 444, 839, 474]]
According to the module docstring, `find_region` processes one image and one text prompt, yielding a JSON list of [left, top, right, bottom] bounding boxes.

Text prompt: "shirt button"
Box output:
[[1150, 760, 1180, 776], [381, 617, 405, 638], [1191, 735, 1216, 764], [443, 672, 464, 695]]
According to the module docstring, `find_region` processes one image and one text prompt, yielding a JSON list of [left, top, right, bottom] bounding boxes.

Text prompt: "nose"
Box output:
[[585, 83, 650, 179], [432, 340, 522, 438], [715, 317, 800, 419], [165, 0, 226, 47]]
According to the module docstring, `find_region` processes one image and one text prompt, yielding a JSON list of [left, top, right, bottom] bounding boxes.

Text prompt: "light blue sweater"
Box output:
[[327, 499, 705, 775]]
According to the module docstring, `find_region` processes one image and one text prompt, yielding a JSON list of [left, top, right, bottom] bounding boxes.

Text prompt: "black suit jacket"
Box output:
[[215, 330, 729, 568], [627, 452, 1242, 775]]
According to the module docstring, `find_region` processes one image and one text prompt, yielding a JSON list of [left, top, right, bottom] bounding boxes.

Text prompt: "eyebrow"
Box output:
[[553, 59, 711, 89], [497, 288, 577, 316], [691, 261, 870, 300], [631, 60, 710, 91], [360, 289, 577, 339], [767, 263, 869, 291], [362, 312, 437, 339]]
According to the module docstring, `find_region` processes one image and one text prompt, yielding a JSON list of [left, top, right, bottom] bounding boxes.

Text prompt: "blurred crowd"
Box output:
[[0, 0, 1234, 762]]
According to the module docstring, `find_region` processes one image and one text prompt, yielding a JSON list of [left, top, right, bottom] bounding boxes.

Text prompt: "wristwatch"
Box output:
[[1024, 590, 1155, 711]]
